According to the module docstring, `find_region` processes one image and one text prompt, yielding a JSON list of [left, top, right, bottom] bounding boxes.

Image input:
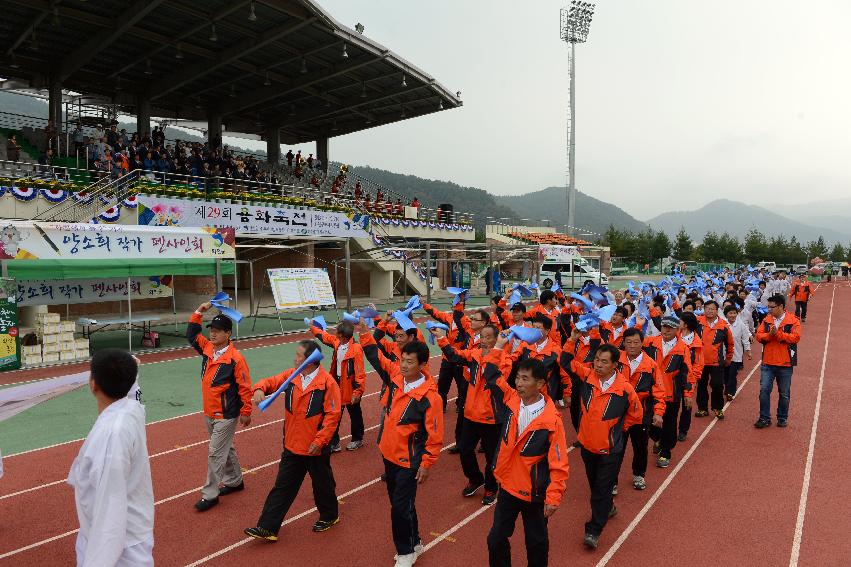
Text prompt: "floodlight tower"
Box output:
[[560, 1, 595, 237]]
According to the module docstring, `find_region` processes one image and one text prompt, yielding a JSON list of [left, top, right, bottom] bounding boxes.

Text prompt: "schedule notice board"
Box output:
[[268, 268, 336, 310]]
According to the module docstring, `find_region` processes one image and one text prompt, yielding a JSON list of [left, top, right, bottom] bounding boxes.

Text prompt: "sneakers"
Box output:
[[724, 393, 735, 402], [462, 482, 485, 497], [218, 482, 245, 496], [714, 409, 725, 420], [777, 420, 788, 428], [394, 552, 418, 567], [194, 497, 219, 512], [632, 475, 646, 490], [312, 518, 340, 532], [677, 432, 687, 442], [482, 491, 497, 505], [694, 410, 709, 417], [652, 441, 661, 454], [583, 533, 599, 549], [244, 526, 278, 542], [608, 505, 618, 518], [656, 456, 670, 468], [754, 419, 771, 429], [330, 443, 342, 453], [394, 544, 424, 562], [611, 484, 618, 496], [346, 440, 364, 451]]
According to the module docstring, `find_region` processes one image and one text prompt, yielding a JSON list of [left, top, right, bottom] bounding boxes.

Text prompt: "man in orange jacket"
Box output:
[[696, 300, 734, 419], [754, 294, 801, 428], [789, 274, 814, 322], [309, 320, 367, 452], [244, 341, 342, 541], [564, 344, 643, 549], [187, 304, 253, 512], [434, 324, 508, 506], [484, 353, 569, 567], [358, 323, 444, 567]]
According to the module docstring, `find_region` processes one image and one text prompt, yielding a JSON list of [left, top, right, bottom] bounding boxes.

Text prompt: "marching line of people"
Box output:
[[64, 264, 807, 566]]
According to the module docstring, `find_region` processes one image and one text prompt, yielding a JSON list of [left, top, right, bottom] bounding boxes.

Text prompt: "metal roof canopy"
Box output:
[[0, 0, 462, 144]]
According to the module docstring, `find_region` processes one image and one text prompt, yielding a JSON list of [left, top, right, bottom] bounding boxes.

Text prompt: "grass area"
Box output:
[[0, 295, 479, 456]]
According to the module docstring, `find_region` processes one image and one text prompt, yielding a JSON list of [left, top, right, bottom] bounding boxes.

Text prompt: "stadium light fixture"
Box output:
[[332, 120, 338, 131], [360, 82, 367, 98], [263, 71, 271, 86], [300, 57, 307, 74], [175, 45, 184, 59], [438, 99, 443, 110], [229, 85, 237, 98], [248, 1, 257, 22], [559, 0, 596, 237], [209, 23, 218, 42], [400, 105, 406, 118], [401, 74, 407, 87], [144, 59, 153, 75], [342, 43, 349, 58], [355, 23, 365, 34]]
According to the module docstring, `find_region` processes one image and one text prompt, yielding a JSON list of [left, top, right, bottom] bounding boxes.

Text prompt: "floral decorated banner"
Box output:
[[136, 196, 370, 238], [0, 221, 235, 260]]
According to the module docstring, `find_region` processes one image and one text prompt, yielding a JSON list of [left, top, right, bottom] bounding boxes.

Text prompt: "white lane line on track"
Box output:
[[420, 445, 577, 555], [789, 284, 835, 567], [4, 350, 443, 460], [0, 397, 459, 560]]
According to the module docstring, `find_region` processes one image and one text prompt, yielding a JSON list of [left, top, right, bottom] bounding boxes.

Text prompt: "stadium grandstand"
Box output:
[[0, 0, 482, 310]]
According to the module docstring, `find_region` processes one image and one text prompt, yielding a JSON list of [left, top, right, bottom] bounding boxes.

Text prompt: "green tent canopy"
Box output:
[[6, 258, 235, 280]]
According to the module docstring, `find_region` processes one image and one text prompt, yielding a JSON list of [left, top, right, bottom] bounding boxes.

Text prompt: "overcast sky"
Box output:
[[273, 0, 846, 220]]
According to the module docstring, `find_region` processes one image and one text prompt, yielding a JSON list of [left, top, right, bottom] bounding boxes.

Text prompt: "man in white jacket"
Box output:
[[67, 349, 155, 567], [722, 305, 752, 401]]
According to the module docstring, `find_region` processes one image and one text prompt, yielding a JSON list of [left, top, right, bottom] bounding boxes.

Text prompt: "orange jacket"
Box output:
[[484, 351, 569, 506], [374, 318, 426, 344], [359, 332, 444, 469], [620, 351, 662, 425], [563, 328, 604, 368], [600, 322, 629, 349], [437, 337, 512, 424], [790, 281, 814, 303], [309, 327, 366, 405], [423, 302, 473, 356], [253, 366, 342, 456], [755, 313, 801, 367], [507, 337, 572, 399], [679, 332, 704, 388], [697, 316, 735, 366], [566, 359, 643, 454], [187, 313, 253, 419], [642, 335, 694, 415]]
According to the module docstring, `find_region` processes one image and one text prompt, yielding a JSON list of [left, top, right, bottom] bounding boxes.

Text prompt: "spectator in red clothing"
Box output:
[[410, 197, 420, 208], [384, 200, 393, 215], [395, 199, 403, 215], [355, 181, 363, 198], [285, 150, 294, 168], [295, 150, 302, 167], [364, 194, 372, 210], [376, 189, 384, 202], [307, 153, 314, 168], [331, 182, 339, 195]]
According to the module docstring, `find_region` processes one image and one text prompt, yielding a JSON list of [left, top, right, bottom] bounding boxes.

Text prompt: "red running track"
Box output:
[[0, 285, 846, 566]]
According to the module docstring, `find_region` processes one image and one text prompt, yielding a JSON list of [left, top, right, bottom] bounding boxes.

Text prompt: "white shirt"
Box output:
[[611, 325, 625, 341], [599, 372, 618, 393], [67, 397, 154, 567], [774, 312, 786, 330], [336, 342, 349, 377], [729, 317, 752, 363], [301, 367, 320, 390], [681, 332, 695, 346], [535, 338, 549, 353], [517, 395, 546, 436], [212, 344, 229, 362], [404, 373, 426, 393], [628, 352, 643, 375], [662, 336, 678, 357]]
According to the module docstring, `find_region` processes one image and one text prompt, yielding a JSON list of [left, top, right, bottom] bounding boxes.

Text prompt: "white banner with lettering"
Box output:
[[16, 276, 174, 306], [136, 196, 370, 238]]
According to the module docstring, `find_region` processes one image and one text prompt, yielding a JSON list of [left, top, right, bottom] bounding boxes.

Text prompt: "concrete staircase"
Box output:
[[350, 235, 429, 297]]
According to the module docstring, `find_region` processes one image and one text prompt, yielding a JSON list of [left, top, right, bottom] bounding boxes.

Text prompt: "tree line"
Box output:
[[602, 225, 850, 265]]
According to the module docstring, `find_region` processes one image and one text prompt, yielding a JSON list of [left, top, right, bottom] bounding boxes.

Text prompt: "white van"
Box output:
[[537, 245, 608, 289]]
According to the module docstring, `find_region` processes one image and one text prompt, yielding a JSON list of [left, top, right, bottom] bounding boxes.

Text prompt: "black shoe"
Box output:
[[312, 518, 340, 532], [714, 409, 725, 420], [583, 533, 599, 549], [448, 445, 461, 454], [380, 473, 387, 482], [244, 526, 278, 542], [194, 497, 219, 512], [482, 490, 497, 505], [218, 482, 245, 496], [754, 419, 771, 429], [608, 505, 618, 518], [462, 482, 484, 497], [724, 393, 735, 402], [572, 441, 582, 448], [694, 410, 709, 417], [777, 420, 788, 428], [652, 441, 661, 454], [677, 432, 687, 442]]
